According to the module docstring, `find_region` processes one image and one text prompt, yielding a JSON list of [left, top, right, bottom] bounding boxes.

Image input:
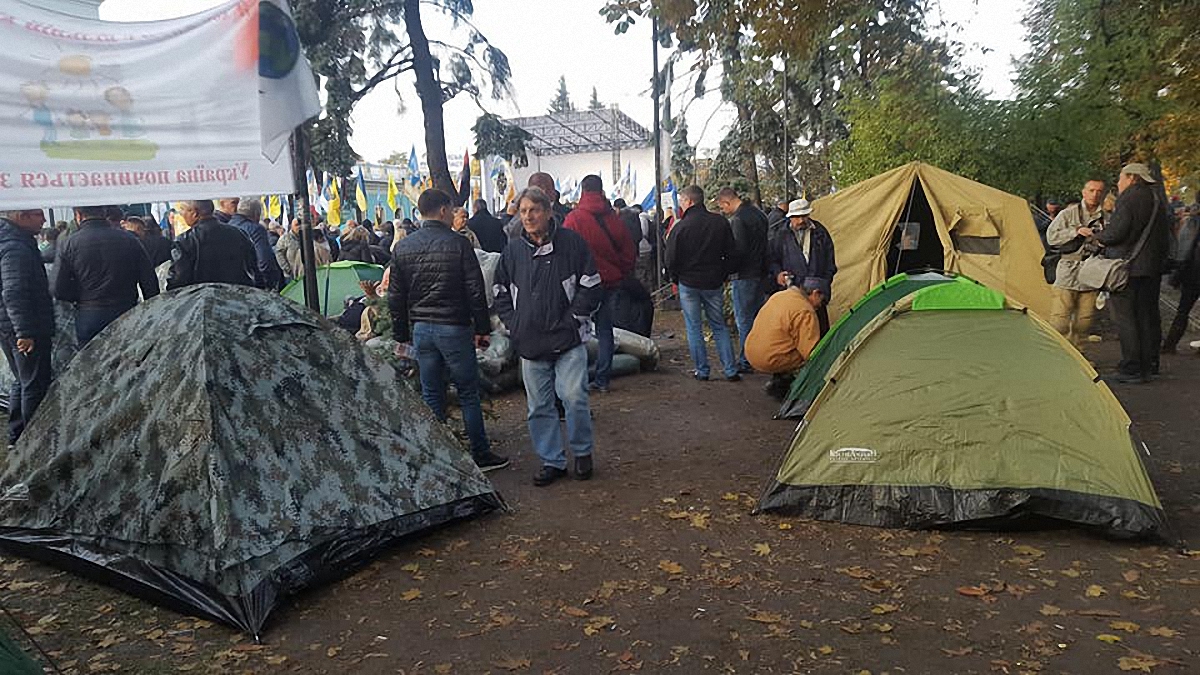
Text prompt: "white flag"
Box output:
[[257, 0, 321, 161]]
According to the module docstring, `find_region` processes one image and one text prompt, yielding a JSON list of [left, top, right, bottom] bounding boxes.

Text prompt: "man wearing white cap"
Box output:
[[1095, 162, 1171, 383], [768, 198, 837, 334]]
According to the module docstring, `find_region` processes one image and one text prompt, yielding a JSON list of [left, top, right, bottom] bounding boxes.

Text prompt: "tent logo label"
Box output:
[[829, 447, 878, 463]]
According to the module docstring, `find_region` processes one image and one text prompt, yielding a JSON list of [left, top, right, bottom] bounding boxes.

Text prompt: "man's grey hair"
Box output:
[[180, 200, 215, 216], [0, 210, 32, 221], [237, 197, 263, 221], [516, 186, 552, 211]]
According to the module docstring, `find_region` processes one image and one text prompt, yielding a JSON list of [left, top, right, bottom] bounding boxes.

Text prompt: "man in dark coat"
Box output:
[[467, 199, 507, 253], [665, 185, 741, 381], [564, 175, 636, 392], [55, 205, 159, 345], [166, 200, 261, 290], [121, 215, 173, 268], [717, 187, 770, 372], [1096, 163, 1172, 383], [389, 189, 508, 473], [230, 197, 285, 290], [1163, 205, 1200, 353], [0, 209, 54, 444], [495, 186, 602, 487], [768, 198, 837, 335]]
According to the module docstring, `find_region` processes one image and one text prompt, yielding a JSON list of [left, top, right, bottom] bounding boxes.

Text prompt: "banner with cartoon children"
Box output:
[[0, 0, 320, 209]]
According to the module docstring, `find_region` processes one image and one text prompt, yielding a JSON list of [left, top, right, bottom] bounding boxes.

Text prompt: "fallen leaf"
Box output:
[[558, 563, 574, 572], [434, 665, 452, 675], [400, 588, 422, 601], [817, 645, 834, 656], [688, 513, 710, 529], [956, 585, 989, 597], [1117, 655, 1162, 672], [1012, 545, 1045, 559], [651, 586, 668, 596], [561, 606, 590, 618], [1040, 604, 1064, 617], [753, 543, 771, 556], [492, 655, 531, 671], [896, 547, 920, 557], [746, 611, 784, 624], [658, 560, 684, 574], [871, 603, 899, 615], [872, 623, 894, 633], [265, 655, 287, 665], [582, 616, 614, 636], [778, 523, 793, 530], [661, 497, 678, 504], [326, 646, 342, 658], [836, 566, 873, 579], [1096, 634, 1123, 644], [1122, 589, 1150, 600], [1077, 609, 1121, 617], [1110, 620, 1141, 633], [1086, 584, 1107, 598], [1061, 568, 1082, 578], [1123, 570, 1141, 583], [1147, 626, 1179, 638], [941, 646, 974, 656], [665, 510, 690, 520]]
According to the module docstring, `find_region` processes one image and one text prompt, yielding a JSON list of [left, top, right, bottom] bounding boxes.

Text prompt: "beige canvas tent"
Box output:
[[812, 162, 1051, 320]]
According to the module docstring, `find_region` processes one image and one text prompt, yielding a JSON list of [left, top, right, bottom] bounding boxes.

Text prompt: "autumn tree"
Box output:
[[293, 0, 512, 199], [589, 87, 604, 111]]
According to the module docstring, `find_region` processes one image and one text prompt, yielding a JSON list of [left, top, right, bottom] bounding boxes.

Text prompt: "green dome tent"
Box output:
[[778, 271, 958, 419], [0, 284, 503, 636], [281, 260, 384, 317], [757, 278, 1170, 540]]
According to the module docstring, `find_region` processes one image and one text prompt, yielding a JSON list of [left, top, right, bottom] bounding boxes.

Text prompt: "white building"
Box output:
[[505, 108, 669, 206]]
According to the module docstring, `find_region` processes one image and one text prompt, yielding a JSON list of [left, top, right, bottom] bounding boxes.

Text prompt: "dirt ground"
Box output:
[[2, 308, 1198, 675]]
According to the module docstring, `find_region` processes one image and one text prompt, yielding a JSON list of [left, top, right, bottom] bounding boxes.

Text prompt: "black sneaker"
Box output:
[[574, 454, 593, 481], [694, 372, 709, 381], [725, 373, 742, 382], [473, 451, 510, 473], [533, 466, 568, 486], [1101, 372, 1149, 385]]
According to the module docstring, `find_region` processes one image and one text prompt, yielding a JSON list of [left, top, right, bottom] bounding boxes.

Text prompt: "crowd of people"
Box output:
[[0, 160, 1196, 485]]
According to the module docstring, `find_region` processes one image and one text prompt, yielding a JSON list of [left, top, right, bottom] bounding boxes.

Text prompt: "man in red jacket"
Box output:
[[564, 174, 635, 392]]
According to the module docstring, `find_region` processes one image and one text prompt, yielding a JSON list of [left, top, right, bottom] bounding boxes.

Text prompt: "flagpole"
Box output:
[[290, 127, 320, 313], [651, 15, 664, 292]]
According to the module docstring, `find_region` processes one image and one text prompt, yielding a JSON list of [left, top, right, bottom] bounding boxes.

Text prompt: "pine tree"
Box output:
[[548, 75, 574, 114], [589, 86, 603, 110]]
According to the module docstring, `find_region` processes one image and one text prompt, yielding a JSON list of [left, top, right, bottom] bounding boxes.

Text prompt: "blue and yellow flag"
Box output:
[[327, 176, 342, 226], [387, 172, 399, 213], [355, 168, 368, 212]]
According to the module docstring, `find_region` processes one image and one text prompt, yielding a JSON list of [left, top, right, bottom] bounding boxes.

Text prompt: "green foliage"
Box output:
[[589, 86, 604, 110], [293, 0, 513, 178], [669, 115, 696, 186], [472, 113, 532, 167], [549, 75, 575, 114]]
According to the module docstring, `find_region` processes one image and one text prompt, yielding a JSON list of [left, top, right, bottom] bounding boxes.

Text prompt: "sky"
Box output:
[[99, 0, 1030, 163]]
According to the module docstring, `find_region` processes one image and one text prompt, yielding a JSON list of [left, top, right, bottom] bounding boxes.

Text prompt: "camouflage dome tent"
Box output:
[[0, 284, 503, 636], [757, 278, 1170, 540]]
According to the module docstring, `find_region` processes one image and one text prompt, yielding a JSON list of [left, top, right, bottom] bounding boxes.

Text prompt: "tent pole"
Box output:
[[289, 127, 321, 312]]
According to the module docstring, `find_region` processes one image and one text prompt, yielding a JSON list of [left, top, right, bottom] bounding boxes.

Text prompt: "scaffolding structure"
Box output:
[[505, 108, 653, 158]]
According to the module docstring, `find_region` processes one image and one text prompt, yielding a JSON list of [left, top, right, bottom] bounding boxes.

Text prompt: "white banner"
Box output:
[[0, 0, 317, 209]]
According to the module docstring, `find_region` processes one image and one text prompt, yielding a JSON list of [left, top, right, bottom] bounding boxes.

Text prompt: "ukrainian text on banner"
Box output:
[[0, 0, 297, 209]]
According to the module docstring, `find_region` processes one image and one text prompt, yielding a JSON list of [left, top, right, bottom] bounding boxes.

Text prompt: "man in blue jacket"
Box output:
[[230, 197, 284, 291], [495, 186, 602, 486], [0, 209, 54, 445], [768, 198, 837, 335]]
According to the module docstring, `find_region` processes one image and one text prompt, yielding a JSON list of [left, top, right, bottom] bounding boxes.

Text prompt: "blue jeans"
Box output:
[[592, 288, 619, 388], [412, 322, 490, 457], [730, 277, 764, 370], [520, 344, 593, 469], [76, 304, 131, 346], [678, 283, 738, 379]]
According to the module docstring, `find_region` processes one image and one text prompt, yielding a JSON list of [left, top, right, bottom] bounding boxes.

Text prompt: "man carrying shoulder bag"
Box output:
[[1081, 163, 1171, 383]]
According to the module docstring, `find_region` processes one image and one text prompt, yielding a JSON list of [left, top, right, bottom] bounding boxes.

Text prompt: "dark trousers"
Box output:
[[1164, 281, 1199, 349], [1109, 277, 1161, 377], [75, 304, 131, 346], [1, 335, 52, 444]]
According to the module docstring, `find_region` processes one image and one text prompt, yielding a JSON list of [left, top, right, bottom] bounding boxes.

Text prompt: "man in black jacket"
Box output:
[[495, 186, 602, 486], [166, 200, 261, 290], [388, 190, 508, 472], [717, 187, 769, 372], [1096, 163, 1172, 383], [665, 185, 741, 381], [0, 209, 54, 444], [121, 215, 173, 267], [55, 205, 159, 345], [467, 199, 507, 253]]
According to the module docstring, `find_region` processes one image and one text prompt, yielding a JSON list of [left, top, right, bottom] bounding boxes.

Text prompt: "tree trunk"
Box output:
[[737, 101, 761, 206], [403, 0, 457, 200]]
